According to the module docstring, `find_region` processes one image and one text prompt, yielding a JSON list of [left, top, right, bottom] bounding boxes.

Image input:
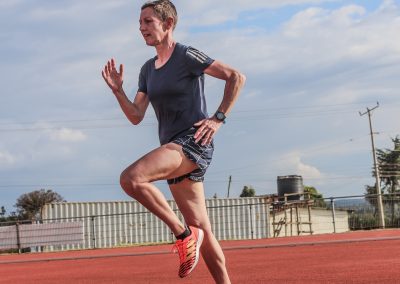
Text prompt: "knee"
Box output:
[[119, 169, 142, 194], [202, 226, 215, 239], [188, 221, 212, 235]]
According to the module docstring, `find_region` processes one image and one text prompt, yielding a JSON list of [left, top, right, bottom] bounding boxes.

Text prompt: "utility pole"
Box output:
[[227, 175, 232, 198], [359, 102, 385, 228]]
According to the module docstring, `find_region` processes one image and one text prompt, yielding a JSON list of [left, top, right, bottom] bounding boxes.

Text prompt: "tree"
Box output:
[[304, 186, 327, 208], [0, 206, 6, 222], [240, 186, 256, 197], [15, 189, 65, 220], [365, 136, 400, 225], [376, 136, 400, 195]]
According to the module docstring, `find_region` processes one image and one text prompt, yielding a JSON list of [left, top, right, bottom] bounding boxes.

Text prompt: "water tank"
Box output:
[[277, 175, 304, 201]]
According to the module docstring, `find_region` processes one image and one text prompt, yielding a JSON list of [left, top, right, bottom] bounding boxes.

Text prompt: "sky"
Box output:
[[1, 0, 399, 214]]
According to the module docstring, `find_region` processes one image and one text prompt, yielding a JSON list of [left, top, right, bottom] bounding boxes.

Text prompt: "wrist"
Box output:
[[214, 110, 226, 124], [112, 87, 124, 96]]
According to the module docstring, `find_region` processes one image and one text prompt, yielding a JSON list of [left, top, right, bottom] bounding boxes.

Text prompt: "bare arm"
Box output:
[[194, 60, 246, 145], [102, 58, 149, 125], [113, 90, 149, 125], [205, 60, 246, 116]]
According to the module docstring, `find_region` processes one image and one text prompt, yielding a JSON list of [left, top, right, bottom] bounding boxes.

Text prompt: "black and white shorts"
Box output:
[[167, 128, 214, 185]]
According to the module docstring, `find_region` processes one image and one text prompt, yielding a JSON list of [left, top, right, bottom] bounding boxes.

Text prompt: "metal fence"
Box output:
[[1, 194, 399, 253], [1, 198, 269, 252], [331, 194, 400, 230]]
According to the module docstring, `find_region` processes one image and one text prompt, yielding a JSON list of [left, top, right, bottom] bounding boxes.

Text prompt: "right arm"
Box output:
[[102, 58, 149, 125]]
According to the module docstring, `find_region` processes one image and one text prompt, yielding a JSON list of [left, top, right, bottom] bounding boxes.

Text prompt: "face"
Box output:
[[139, 7, 167, 46]]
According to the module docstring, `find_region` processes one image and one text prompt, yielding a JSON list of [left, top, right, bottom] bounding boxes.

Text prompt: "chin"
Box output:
[[144, 39, 157, 47]]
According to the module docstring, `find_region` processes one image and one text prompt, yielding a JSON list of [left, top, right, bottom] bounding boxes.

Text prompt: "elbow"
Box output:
[[129, 115, 144, 125], [131, 118, 142, 125], [239, 72, 246, 86], [232, 70, 246, 87]]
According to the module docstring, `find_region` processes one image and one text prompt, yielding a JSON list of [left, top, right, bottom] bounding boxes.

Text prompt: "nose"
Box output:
[[139, 22, 146, 32]]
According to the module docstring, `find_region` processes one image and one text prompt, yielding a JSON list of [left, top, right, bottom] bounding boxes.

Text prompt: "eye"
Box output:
[[139, 18, 153, 25]]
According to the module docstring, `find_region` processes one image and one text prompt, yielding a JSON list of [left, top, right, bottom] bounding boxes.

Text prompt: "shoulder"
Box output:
[[175, 42, 188, 52], [139, 57, 156, 73], [176, 42, 205, 57], [179, 43, 213, 65]]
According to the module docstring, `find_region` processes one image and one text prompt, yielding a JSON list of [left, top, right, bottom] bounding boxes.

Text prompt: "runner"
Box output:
[[102, 1, 245, 282]]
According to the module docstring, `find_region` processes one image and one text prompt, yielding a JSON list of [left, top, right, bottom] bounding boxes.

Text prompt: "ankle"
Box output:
[[175, 226, 191, 240]]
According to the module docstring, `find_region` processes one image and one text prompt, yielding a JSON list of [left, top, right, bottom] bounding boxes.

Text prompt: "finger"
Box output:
[[120, 64, 124, 78], [201, 131, 213, 146], [194, 124, 206, 140], [107, 61, 111, 76], [111, 58, 116, 70], [195, 132, 204, 144], [196, 126, 211, 143], [194, 120, 204, 127], [206, 127, 216, 144]]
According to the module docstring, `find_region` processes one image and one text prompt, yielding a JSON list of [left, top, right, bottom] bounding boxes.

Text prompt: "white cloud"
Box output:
[[283, 5, 366, 37], [178, 0, 338, 26], [27, 0, 131, 21], [194, 2, 400, 108], [0, 151, 16, 165], [297, 160, 323, 179], [49, 128, 87, 142], [277, 152, 323, 179], [378, 0, 398, 11]]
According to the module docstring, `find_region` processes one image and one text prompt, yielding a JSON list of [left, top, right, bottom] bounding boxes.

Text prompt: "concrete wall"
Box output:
[[270, 207, 349, 237]]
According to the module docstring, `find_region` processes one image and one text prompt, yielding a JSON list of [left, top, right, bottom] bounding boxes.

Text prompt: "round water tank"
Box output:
[[277, 175, 304, 201]]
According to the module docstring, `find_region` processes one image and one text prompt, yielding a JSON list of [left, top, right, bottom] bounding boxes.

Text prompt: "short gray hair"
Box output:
[[141, 0, 178, 30]]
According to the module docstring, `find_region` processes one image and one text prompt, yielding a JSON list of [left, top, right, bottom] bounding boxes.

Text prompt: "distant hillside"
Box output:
[[333, 198, 370, 209]]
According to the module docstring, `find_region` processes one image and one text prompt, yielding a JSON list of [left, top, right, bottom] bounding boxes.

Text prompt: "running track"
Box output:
[[1, 229, 399, 283]]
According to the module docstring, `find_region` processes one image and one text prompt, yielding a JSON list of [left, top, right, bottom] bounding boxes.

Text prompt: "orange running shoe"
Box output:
[[172, 226, 204, 278]]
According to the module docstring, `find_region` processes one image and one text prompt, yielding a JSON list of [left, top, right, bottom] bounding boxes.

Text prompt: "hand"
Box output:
[[102, 58, 124, 93], [193, 117, 223, 145]]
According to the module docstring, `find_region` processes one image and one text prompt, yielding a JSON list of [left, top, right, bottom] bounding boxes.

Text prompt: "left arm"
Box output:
[[194, 60, 246, 145]]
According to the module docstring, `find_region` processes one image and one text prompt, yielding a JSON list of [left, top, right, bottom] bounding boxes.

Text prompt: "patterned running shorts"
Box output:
[[167, 127, 214, 185]]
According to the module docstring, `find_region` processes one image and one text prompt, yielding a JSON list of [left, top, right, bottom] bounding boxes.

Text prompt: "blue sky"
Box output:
[[1, 0, 400, 214]]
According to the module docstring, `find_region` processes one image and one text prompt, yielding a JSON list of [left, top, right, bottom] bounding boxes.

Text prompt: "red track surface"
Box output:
[[1, 229, 400, 283]]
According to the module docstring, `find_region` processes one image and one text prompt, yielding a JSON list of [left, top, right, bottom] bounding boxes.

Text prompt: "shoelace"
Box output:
[[172, 240, 187, 263]]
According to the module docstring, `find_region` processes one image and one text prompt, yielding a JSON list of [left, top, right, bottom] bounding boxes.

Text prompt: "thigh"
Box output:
[[169, 179, 211, 230], [122, 143, 198, 182]]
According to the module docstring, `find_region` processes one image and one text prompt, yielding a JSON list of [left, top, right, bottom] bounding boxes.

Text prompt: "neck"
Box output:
[[155, 38, 176, 63]]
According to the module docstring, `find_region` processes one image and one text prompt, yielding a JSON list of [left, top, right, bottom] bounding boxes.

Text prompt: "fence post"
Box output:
[[90, 216, 96, 249], [265, 202, 271, 238], [249, 204, 254, 240], [16, 222, 21, 254], [330, 198, 337, 233]]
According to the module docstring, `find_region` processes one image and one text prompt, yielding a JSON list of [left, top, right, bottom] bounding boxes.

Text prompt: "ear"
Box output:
[[163, 17, 174, 31]]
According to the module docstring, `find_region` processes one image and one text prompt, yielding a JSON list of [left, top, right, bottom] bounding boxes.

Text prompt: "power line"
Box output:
[[0, 102, 381, 132], [0, 118, 126, 126], [208, 134, 370, 176], [0, 124, 154, 132], [0, 175, 375, 190]]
